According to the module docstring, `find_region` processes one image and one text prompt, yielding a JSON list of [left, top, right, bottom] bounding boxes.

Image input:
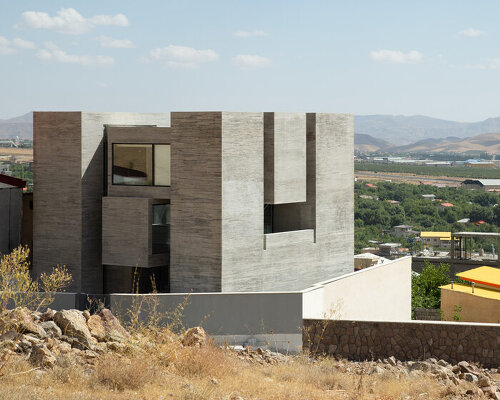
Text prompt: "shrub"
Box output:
[[411, 261, 450, 314], [0, 245, 72, 313], [95, 354, 156, 391]]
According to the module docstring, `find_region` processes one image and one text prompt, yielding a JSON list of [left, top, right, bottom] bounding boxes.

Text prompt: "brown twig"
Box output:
[[0, 366, 41, 378]]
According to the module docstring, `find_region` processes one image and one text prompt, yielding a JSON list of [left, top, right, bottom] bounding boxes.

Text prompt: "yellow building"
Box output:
[[440, 266, 500, 323], [420, 231, 451, 248]]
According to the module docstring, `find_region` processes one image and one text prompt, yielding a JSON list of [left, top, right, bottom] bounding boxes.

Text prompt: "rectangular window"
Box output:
[[152, 203, 170, 254], [112, 143, 171, 186], [113, 144, 152, 185]]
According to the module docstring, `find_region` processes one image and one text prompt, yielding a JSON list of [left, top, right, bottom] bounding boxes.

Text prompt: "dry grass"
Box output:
[[0, 335, 477, 400], [0, 147, 32, 156]]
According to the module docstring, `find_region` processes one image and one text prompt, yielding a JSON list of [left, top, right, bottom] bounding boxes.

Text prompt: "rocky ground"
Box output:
[[0, 307, 499, 399]]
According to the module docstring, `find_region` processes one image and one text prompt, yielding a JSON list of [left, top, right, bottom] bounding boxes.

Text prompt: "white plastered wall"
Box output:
[[302, 256, 412, 321]]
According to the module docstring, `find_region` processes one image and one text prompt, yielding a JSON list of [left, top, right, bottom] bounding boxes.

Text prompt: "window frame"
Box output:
[[111, 143, 171, 187]]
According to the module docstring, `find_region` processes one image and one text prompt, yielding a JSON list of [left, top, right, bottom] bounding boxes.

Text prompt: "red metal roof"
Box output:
[[0, 174, 26, 188]]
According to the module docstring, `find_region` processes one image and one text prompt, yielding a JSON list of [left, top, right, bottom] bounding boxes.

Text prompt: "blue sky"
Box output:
[[1, 1, 500, 121]]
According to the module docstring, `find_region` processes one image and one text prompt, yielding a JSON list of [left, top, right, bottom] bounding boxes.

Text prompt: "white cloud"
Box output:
[[0, 37, 14, 55], [232, 54, 271, 69], [370, 49, 423, 64], [12, 38, 36, 49], [150, 45, 218, 68], [96, 36, 134, 48], [488, 59, 500, 69], [0, 36, 36, 55], [15, 8, 129, 35], [234, 30, 267, 38], [465, 59, 500, 70], [461, 28, 486, 37], [37, 42, 114, 66]]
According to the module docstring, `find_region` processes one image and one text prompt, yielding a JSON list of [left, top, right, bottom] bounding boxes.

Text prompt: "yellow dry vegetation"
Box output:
[[0, 336, 472, 400], [0, 147, 33, 156]]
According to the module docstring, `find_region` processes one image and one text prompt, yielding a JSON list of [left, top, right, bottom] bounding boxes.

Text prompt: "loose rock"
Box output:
[[54, 309, 94, 348], [181, 326, 207, 347]]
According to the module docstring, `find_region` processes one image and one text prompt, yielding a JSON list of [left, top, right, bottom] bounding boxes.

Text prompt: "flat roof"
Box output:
[[462, 179, 500, 186], [441, 283, 500, 300], [456, 266, 500, 289], [453, 232, 500, 238], [0, 174, 26, 188], [420, 232, 451, 240]]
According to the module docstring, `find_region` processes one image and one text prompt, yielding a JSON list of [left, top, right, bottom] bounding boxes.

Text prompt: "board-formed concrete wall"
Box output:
[[34, 112, 171, 293], [102, 197, 151, 267], [303, 319, 500, 368], [221, 112, 354, 292], [35, 111, 353, 294], [264, 113, 307, 204]]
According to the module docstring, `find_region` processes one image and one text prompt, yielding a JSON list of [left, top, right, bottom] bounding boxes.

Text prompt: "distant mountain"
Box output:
[[355, 115, 500, 146], [3, 111, 500, 153], [0, 112, 32, 139], [390, 132, 500, 154], [355, 133, 393, 152]]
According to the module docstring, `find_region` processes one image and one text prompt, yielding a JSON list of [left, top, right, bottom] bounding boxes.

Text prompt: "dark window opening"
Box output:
[[264, 202, 314, 234], [264, 204, 273, 234], [152, 203, 170, 254]]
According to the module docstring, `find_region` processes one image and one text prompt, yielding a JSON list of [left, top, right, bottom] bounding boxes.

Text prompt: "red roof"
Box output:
[[441, 202, 454, 207], [0, 174, 26, 188], [365, 183, 377, 188]]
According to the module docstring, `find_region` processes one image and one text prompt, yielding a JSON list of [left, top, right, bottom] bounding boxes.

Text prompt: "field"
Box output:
[[0, 147, 33, 162], [356, 171, 464, 187], [355, 162, 500, 179]]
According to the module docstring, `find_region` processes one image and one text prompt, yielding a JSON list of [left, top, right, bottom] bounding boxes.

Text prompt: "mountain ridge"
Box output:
[[355, 114, 500, 146], [3, 112, 500, 154]]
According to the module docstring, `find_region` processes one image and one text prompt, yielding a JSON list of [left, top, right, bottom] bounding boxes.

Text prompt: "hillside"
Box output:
[[391, 132, 500, 154], [1, 306, 498, 399], [0, 112, 32, 139], [354, 133, 393, 152], [355, 115, 500, 146]]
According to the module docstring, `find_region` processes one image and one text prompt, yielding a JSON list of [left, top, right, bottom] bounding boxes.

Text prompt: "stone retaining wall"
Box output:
[[414, 308, 441, 321], [303, 319, 500, 368]]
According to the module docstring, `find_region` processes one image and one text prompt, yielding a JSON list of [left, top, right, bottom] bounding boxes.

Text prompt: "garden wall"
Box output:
[[303, 319, 500, 368]]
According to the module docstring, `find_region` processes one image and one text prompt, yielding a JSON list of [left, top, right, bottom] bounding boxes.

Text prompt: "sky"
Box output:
[[1, 1, 500, 121]]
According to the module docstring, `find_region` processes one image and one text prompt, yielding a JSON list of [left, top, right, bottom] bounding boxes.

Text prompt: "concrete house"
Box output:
[[33, 112, 353, 294]]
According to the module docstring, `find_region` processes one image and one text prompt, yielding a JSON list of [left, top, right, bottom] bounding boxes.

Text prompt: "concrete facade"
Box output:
[[33, 111, 353, 294]]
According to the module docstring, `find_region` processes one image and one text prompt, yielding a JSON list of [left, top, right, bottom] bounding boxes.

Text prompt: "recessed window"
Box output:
[[152, 203, 170, 254], [264, 204, 273, 234], [112, 143, 170, 186]]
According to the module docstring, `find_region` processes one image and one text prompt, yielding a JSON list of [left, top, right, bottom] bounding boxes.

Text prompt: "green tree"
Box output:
[[411, 261, 450, 313]]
